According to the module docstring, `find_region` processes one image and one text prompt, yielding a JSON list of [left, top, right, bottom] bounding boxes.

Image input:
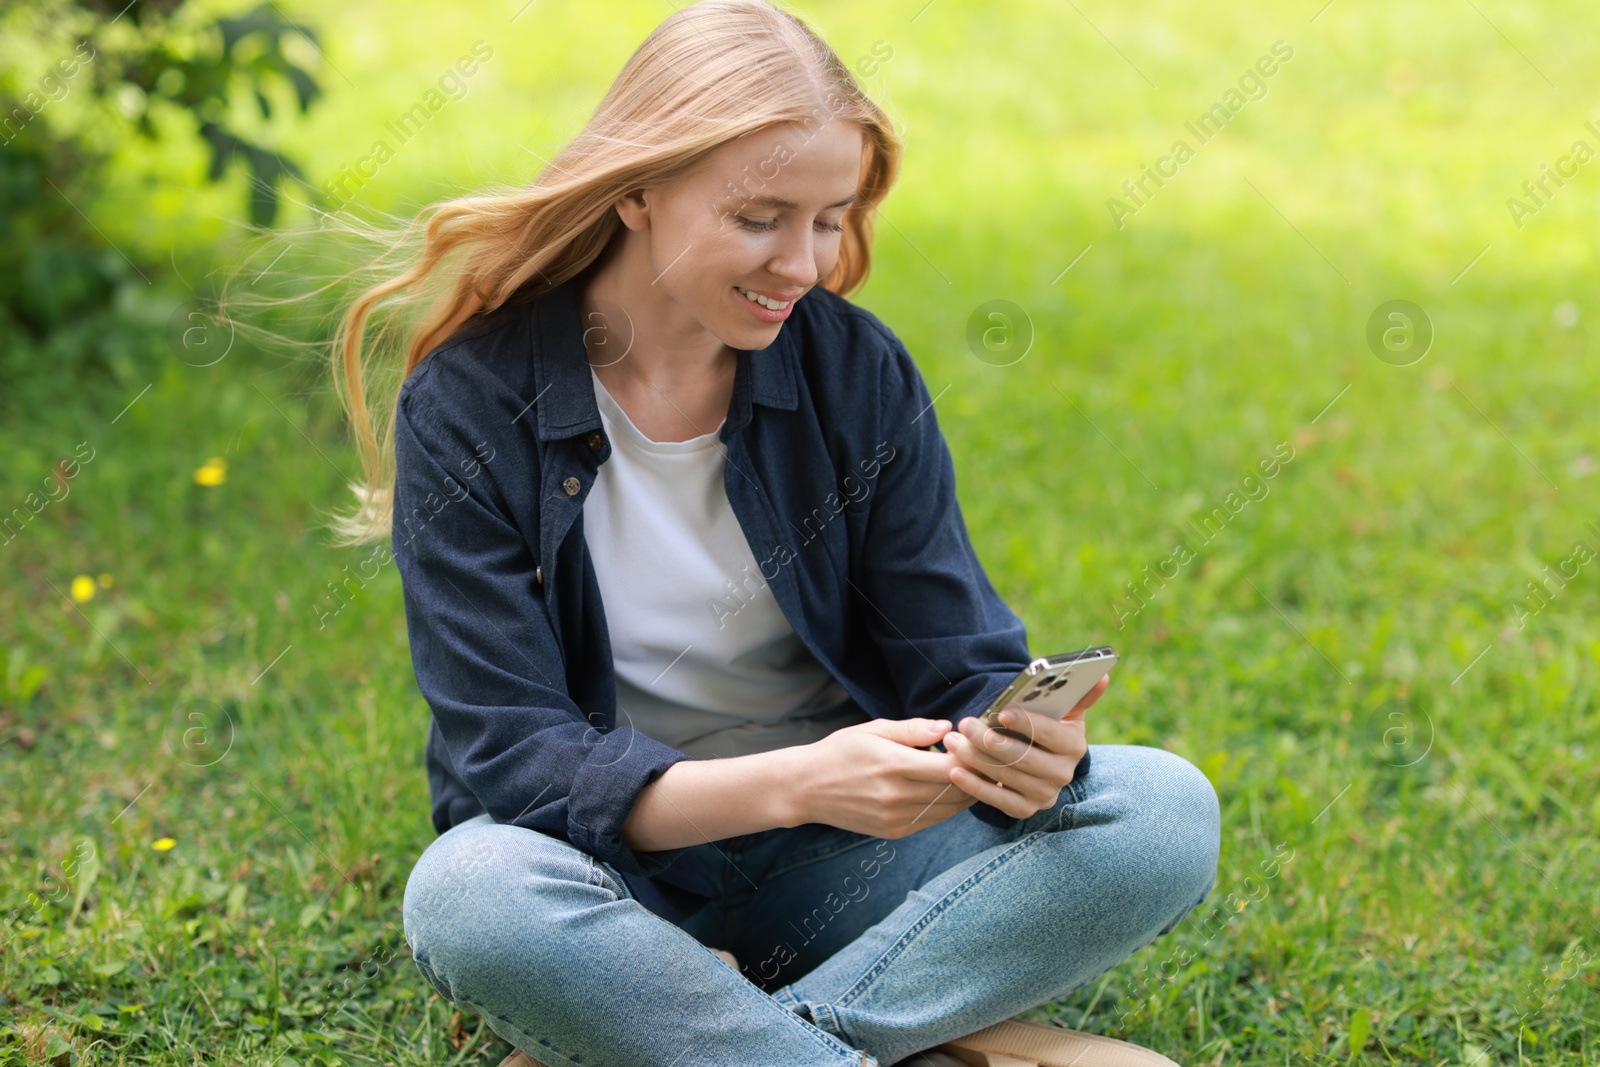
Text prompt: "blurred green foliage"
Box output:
[[0, 0, 323, 414]]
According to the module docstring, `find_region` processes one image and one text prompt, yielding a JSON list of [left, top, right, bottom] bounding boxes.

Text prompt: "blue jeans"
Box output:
[[401, 744, 1220, 1067]]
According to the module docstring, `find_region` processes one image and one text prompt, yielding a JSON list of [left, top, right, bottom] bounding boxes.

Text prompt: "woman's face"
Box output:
[[623, 117, 865, 350]]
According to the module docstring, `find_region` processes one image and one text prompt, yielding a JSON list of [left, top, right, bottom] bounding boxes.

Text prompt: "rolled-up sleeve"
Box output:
[[855, 334, 1089, 828], [392, 362, 694, 877]]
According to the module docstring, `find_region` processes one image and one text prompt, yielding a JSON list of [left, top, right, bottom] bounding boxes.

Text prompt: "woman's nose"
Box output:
[[768, 229, 820, 288]]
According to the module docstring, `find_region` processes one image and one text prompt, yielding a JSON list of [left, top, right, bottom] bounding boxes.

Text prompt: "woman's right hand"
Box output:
[[787, 718, 975, 838]]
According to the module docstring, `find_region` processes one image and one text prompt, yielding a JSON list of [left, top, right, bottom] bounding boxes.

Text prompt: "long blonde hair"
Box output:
[[313, 0, 902, 547]]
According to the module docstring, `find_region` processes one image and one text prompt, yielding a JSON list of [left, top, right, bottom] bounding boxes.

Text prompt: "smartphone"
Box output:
[[923, 646, 1118, 751]]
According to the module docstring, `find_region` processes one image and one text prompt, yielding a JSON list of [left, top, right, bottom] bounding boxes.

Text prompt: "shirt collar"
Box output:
[[531, 269, 800, 444]]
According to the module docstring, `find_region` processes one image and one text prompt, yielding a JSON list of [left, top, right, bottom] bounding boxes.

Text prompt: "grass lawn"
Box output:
[[2, 0, 1598, 1063]]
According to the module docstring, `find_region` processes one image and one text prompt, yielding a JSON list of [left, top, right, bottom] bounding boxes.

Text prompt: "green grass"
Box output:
[[4, 0, 1599, 1063]]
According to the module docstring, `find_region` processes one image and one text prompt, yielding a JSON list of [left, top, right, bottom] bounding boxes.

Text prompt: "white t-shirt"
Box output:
[[581, 365, 866, 760]]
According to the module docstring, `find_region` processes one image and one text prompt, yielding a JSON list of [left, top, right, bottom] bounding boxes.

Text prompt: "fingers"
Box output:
[[946, 759, 1033, 818], [898, 728, 979, 781], [944, 730, 1026, 783], [908, 771, 983, 822], [991, 706, 1083, 761], [950, 711, 1077, 771], [902, 781, 977, 828], [943, 716, 1077, 812], [1066, 674, 1111, 718]]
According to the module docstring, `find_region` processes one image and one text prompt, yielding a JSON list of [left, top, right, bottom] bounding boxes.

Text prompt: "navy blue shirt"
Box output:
[[391, 265, 1088, 923]]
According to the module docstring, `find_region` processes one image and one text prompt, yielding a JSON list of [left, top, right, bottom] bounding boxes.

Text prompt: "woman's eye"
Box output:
[[736, 216, 846, 234]]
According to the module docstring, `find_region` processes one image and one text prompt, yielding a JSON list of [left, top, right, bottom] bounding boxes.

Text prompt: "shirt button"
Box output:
[[587, 431, 603, 450], [535, 564, 544, 586], [562, 475, 581, 496]]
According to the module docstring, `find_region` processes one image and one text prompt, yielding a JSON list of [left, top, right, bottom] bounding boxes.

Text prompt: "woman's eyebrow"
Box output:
[[736, 192, 858, 209]]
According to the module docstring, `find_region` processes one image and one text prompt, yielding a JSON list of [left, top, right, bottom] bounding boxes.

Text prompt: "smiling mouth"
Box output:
[[736, 286, 796, 310]]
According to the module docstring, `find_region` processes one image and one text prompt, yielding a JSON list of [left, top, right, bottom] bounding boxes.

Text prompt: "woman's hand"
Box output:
[[789, 718, 978, 839], [940, 674, 1109, 819]]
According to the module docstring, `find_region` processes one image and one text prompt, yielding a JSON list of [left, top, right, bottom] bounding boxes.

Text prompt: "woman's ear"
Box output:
[[614, 188, 651, 232]]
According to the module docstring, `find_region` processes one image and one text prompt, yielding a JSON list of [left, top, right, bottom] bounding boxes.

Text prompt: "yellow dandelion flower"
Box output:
[[152, 837, 176, 851], [97, 573, 114, 588], [194, 457, 227, 486], [70, 575, 97, 602]]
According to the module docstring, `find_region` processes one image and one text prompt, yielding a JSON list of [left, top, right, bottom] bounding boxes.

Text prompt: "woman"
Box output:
[[325, 2, 1220, 1064]]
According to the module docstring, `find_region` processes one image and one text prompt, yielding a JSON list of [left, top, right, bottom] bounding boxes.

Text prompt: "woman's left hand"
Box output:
[[939, 674, 1109, 818]]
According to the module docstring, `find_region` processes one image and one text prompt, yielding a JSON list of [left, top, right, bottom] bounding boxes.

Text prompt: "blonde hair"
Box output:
[[308, 0, 903, 547]]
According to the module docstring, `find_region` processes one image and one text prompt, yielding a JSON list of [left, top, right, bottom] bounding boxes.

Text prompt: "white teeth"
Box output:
[[737, 286, 790, 310]]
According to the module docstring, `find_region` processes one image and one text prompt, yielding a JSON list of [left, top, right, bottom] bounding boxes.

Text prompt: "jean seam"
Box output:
[[773, 995, 875, 1065], [754, 992, 876, 1065], [656, 924, 871, 1064], [1018, 780, 1079, 837], [1065, 776, 1087, 824], [830, 830, 1046, 1013], [588, 853, 631, 899], [452, 992, 580, 1067], [411, 953, 452, 1005]]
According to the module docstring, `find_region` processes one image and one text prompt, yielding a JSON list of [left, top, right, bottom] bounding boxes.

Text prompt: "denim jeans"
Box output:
[[401, 744, 1220, 1067]]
